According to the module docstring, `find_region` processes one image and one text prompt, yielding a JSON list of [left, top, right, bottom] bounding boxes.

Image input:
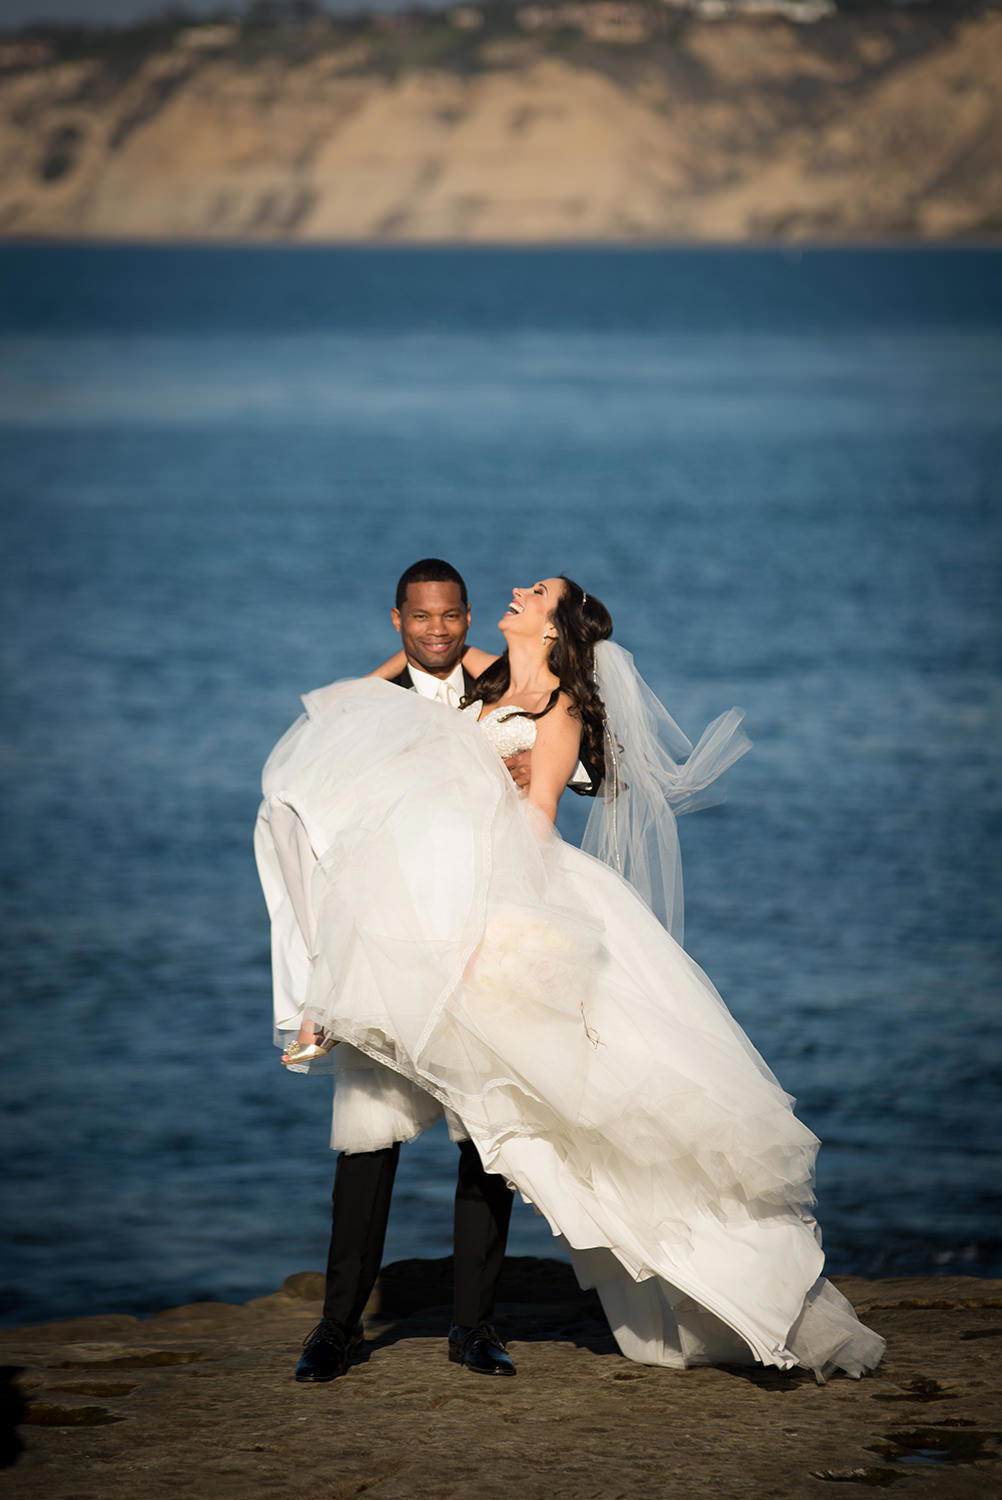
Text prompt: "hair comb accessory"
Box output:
[[582, 592, 588, 606]]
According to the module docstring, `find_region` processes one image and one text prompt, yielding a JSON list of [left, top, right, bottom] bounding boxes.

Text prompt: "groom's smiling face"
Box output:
[[392, 580, 470, 678]]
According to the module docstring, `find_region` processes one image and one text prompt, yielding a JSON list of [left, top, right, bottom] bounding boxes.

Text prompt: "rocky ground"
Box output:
[[0, 4, 1000, 243], [1, 1258, 1000, 1498]]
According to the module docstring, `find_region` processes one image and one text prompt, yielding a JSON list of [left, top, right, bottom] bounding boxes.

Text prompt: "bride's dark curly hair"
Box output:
[[463, 576, 613, 796]]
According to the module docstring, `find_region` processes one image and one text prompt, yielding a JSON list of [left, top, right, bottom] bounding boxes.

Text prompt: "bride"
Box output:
[[256, 574, 885, 1381]]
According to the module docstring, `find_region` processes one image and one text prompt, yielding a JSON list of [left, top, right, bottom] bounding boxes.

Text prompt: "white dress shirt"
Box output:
[[405, 659, 466, 708]]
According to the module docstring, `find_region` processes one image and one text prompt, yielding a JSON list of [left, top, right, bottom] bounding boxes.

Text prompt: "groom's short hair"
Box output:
[[395, 558, 468, 609]]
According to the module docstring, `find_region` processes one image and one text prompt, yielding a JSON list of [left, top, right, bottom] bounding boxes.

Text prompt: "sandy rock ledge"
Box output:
[[1, 1259, 1000, 1499]]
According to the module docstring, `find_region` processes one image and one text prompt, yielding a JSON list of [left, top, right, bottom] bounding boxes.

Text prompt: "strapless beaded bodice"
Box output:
[[466, 704, 537, 757]]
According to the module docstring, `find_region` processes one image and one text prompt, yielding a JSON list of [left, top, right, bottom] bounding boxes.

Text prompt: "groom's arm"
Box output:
[[504, 751, 532, 791]]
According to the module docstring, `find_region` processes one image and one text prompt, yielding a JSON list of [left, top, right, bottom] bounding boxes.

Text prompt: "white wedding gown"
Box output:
[[256, 677, 885, 1381]]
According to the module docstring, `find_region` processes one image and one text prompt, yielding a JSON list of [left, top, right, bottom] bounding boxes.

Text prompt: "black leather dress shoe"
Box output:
[[448, 1322, 516, 1376], [295, 1319, 364, 1382]]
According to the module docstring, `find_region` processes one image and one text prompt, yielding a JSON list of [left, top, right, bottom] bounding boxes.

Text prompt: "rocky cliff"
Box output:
[[1, 3, 1000, 242]]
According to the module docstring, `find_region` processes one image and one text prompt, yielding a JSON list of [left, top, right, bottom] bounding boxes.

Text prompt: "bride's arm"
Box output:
[[528, 694, 583, 826], [367, 651, 407, 679], [367, 645, 499, 681], [462, 646, 499, 676]]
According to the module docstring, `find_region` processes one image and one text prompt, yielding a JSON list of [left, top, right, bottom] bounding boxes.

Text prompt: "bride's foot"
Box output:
[[281, 1032, 339, 1067]]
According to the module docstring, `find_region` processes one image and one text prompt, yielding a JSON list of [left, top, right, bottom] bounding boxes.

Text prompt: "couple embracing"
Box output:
[[255, 558, 885, 1387]]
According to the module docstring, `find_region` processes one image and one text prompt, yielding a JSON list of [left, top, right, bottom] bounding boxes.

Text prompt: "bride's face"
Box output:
[[499, 578, 566, 642]]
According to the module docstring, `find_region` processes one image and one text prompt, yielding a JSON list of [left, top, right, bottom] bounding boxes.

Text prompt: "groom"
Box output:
[[296, 558, 519, 1384]]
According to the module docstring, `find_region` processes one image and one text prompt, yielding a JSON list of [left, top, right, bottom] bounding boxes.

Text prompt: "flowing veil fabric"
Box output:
[[255, 676, 885, 1381], [583, 640, 751, 943]]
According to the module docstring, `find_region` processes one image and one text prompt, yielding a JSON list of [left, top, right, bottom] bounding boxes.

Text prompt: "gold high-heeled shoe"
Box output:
[[281, 1035, 339, 1067]]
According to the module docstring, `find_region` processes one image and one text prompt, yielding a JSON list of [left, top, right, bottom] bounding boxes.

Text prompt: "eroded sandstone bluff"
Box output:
[[1, 3, 1001, 243], [2, 1257, 1000, 1498]]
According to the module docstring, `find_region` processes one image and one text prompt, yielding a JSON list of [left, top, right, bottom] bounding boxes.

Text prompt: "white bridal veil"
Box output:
[[582, 640, 751, 943]]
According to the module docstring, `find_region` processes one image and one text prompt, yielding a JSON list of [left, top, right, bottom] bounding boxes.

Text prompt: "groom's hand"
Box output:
[[504, 751, 532, 791]]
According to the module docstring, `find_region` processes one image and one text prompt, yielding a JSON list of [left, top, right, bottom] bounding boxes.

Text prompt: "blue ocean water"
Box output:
[[1, 245, 1000, 1327]]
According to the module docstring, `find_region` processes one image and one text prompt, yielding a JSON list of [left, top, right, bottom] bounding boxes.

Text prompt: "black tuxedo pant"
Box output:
[[322, 1139, 514, 1330]]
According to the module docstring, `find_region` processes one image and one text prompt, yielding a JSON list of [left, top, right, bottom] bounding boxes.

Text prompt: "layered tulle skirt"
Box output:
[[256, 678, 884, 1380]]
